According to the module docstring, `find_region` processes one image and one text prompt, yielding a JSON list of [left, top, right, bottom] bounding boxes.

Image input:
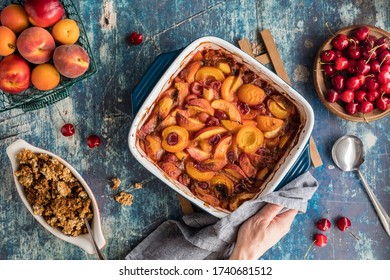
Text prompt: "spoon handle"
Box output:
[[357, 169, 390, 236], [84, 217, 105, 260]]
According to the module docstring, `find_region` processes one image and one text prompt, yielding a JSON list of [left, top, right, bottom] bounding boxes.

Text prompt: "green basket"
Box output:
[[0, 0, 97, 113]]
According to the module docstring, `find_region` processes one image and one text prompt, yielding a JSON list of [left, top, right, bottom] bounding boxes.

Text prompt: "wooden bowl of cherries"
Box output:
[[314, 24, 390, 122]]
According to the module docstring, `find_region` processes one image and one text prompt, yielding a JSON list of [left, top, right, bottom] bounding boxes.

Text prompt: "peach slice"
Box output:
[[192, 126, 227, 141], [157, 96, 174, 119], [268, 99, 289, 119], [175, 150, 188, 161], [186, 146, 211, 161], [174, 81, 190, 106], [221, 120, 242, 133], [224, 164, 248, 180], [229, 192, 256, 211], [246, 153, 263, 167], [210, 175, 234, 196], [185, 161, 215, 181], [145, 134, 165, 161], [199, 139, 213, 153], [159, 161, 182, 181], [195, 66, 225, 82], [186, 61, 202, 83], [161, 126, 189, 153], [256, 167, 269, 180], [256, 115, 284, 132], [221, 75, 243, 102], [194, 186, 220, 207], [218, 62, 231, 74], [239, 153, 257, 178], [236, 125, 264, 154], [263, 126, 283, 139], [242, 119, 257, 127], [138, 111, 159, 139], [158, 108, 189, 129], [213, 135, 232, 161], [192, 51, 203, 61], [198, 159, 227, 172], [237, 84, 266, 106], [187, 98, 215, 116], [211, 99, 242, 123], [176, 112, 205, 132], [202, 88, 215, 101]]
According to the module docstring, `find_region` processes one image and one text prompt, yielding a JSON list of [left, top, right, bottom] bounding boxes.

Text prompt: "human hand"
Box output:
[[229, 203, 298, 260]]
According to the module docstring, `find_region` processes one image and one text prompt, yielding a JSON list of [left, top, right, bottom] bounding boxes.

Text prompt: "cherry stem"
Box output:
[[304, 240, 315, 260], [347, 228, 360, 240], [325, 22, 336, 37]]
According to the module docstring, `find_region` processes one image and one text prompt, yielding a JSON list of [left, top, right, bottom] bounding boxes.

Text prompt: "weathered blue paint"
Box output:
[[0, 0, 389, 260]]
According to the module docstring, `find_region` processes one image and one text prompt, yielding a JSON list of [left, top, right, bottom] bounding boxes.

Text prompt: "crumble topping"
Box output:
[[114, 191, 134, 206]]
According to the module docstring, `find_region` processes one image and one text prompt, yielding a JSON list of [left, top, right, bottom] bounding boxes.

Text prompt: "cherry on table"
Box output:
[[61, 123, 75, 137], [316, 218, 331, 231], [129, 32, 143, 45], [336, 216, 359, 240], [87, 135, 102, 148], [304, 233, 328, 259]]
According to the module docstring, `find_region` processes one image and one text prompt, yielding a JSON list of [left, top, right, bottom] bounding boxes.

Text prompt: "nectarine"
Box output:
[[0, 54, 30, 94], [53, 44, 90, 78], [24, 0, 65, 28], [17, 27, 56, 64], [0, 4, 29, 34]]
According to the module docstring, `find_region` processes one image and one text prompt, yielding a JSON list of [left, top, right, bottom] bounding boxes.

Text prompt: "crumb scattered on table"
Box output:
[[111, 177, 121, 190], [134, 182, 142, 189], [115, 191, 134, 206]]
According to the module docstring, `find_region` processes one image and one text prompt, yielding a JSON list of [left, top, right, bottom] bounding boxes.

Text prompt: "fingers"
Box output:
[[253, 203, 284, 222]]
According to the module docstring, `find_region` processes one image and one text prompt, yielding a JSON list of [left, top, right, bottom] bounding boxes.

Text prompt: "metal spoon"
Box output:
[[331, 135, 390, 236], [84, 216, 105, 260]]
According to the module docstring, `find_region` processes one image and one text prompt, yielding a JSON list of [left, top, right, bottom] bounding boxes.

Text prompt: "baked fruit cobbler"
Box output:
[[137, 48, 300, 212]]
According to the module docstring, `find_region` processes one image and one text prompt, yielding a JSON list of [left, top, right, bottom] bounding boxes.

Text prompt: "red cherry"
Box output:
[[214, 109, 229, 120], [379, 82, 390, 94], [337, 216, 359, 240], [334, 56, 349, 71], [381, 64, 390, 73], [324, 64, 336, 76], [129, 32, 143, 45], [166, 132, 179, 145], [61, 123, 75, 137], [366, 90, 380, 102], [354, 90, 367, 103], [359, 100, 374, 113], [331, 74, 345, 90], [364, 35, 377, 49], [87, 135, 102, 148], [376, 36, 389, 51], [332, 34, 349, 50], [316, 218, 331, 231], [346, 76, 361, 90], [355, 59, 371, 75], [304, 233, 328, 259], [366, 77, 379, 91], [378, 50, 390, 65], [376, 97, 389, 111], [354, 26, 369, 41], [369, 60, 380, 73], [327, 89, 339, 103], [346, 45, 361, 60], [340, 89, 354, 103], [361, 48, 377, 61], [320, 49, 336, 62], [345, 102, 358, 115], [355, 74, 367, 86], [346, 60, 357, 74], [335, 50, 343, 58], [377, 71, 390, 85]]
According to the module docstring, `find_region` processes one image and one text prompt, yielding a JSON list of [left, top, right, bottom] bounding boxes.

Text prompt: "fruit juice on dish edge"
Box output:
[[129, 36, 314, 218]]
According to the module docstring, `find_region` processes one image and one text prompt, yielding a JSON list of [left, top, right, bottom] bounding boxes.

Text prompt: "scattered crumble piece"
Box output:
[[134, 182, 143, 189], [111, 177, 121, 190], [115, 191, 134, 206]]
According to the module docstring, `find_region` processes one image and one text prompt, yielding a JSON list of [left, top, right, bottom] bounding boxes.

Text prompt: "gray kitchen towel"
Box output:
[[126, 171, 318, 260]]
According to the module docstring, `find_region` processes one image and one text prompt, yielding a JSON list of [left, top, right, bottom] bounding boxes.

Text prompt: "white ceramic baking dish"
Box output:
[[128, 36, 314, 218], [6, 139, 106, 254]]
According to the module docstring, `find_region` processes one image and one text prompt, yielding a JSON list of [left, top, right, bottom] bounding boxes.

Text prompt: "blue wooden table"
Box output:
[[0, 0, 389, 260]]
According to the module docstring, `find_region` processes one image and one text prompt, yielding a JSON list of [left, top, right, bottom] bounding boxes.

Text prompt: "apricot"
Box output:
[[236, 125, 264, 154], [218, 62, 231, 74], [224, 164, 248, 180], [187, 98, 215, 116], [175, 150, 188, 161], [268, 99, 289, 119], [221, 120, 242, 133], [185, 61, 202, 83], [52, 19, 80, 45], [213, 135, 232, 161], [210, 175, 234, 196], [176, 112, 205, 132], [174, 81, 189, 106], [161, 126, 189, 153], [211, 99, 242, 123], [229, 192, 256, 211], [242, 119, 258, 127], [31, 63, 60, 91], [199, 139, 213, 153], [185, 161, 215, 181], [0, 26, 17, 56], [202, 88, 215, 101], [198, 159, 227, 172], [195, 66, 225, 82], [221, 75, 243, 102], [256, 167, 269, 180], [256, 115, 284, 132], [0, 4, 29, 34], [237, 84, 266, 106]]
